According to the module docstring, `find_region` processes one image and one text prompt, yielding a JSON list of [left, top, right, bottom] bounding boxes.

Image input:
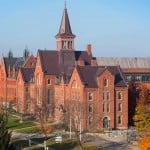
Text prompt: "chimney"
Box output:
[[91, 59, 97, 66], [86, 44, 92, 55], [77, 60, 84, 66]]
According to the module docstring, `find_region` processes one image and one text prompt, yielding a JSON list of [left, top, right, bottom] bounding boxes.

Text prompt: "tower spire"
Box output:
[[65, 0, 66, 9], [55, 3, 76, 51]]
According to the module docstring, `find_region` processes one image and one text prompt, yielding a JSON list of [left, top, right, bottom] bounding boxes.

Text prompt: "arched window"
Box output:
[[103, 78, 108, 87]]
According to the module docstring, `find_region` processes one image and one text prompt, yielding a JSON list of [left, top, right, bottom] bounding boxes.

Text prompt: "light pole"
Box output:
[[69, 113, 72, 139]]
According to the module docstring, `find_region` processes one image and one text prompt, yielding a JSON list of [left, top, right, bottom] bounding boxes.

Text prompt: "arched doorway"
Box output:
[[103, 117, 109, 129]]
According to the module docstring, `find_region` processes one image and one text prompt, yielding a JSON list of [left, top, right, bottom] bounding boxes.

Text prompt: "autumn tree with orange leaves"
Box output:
[[133, 84, 150, 150]]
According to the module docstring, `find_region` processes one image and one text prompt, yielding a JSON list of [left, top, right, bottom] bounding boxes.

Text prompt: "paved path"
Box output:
[[12, 131, 139, 150], [87, 132, 138, 150]]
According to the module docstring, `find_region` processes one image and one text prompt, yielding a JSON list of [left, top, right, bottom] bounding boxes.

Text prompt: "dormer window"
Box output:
[[103, 78, 108, 87], [47, 79, 51, 85], [88, 92, 93, 100]]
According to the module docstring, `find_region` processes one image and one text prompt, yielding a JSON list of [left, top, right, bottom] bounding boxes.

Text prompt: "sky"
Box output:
[[0, 0, 150, 57]]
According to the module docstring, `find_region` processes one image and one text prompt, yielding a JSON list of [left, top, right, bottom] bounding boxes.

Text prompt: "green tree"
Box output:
[[0, 106, 11, 150], [23, 47, 30, 59], [8, 50, 13, 59]]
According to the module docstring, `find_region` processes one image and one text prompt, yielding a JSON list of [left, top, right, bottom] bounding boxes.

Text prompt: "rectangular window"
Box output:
[[118, 116, 122, 124], [118, 103, 122, 111], [89, 104, 93, 113], [117, 92, 122, 100], [103, 103, 105, 112], [47, 89, 52, 104], [88, 92, 93, 100], [47, 79, 51, 85], [103, 92, 109, 100], [103, 78, 108, 87]]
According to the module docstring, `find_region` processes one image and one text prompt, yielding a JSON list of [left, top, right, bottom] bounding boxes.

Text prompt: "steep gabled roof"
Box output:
[[23, 54, 37, 68], [77, 66, 99, 88], [55, 6, 75, 38], [21, 68, 35, 83], [4, 57, 25, 76], [76, 66, 127, 88], [38, 50, 93, 76], [107, 66, 127, 87], [75, 51, 92, 65]]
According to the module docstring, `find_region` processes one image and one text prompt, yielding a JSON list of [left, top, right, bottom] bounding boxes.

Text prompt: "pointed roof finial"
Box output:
[[55, 1, 75, 38], [65, 0, 66, 9]]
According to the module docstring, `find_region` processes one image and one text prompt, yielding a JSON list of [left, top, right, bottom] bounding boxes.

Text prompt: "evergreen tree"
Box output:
[[8, 50, 13, 59], [0, 106, 11, 150], [23, 47, 29, 59]]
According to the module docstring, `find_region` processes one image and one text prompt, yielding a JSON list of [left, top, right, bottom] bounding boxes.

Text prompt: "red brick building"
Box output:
[[0, 54, 36, 107], [54, 65, 128, 130], [0, 6, 129, 130]]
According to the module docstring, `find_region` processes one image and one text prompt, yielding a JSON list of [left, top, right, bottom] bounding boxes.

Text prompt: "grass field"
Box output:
[[8, 115, 36, 129]]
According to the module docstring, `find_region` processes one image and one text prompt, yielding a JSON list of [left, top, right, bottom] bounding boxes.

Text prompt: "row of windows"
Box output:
[[103, 103, 122, 112], [88, 91, 122, 101], [125, 74, 150, 82], [62, 40, 73, 49], [88, 103, 122, 113]]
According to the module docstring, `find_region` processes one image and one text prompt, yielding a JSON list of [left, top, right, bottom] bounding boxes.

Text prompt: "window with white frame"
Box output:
[[118, 103, 122, 111], [117, 92, 122, 100], [89, 104, 93, 113], [103, 78, 108, 87], [88, 92, 93, 100], [103, 92, 110, 100], [118, 116, 122, 124]]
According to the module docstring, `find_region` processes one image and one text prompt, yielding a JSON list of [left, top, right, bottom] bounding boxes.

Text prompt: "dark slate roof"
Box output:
[[75, 51, 92, 65], [4, 57, 25, 75], [21, 68, 35, 83], [76, 66, 127, 88], [55, 7, 75, 38], [77, 66, 99, 88], [38, 50, 93, 76], [107, 66, 127, 87]]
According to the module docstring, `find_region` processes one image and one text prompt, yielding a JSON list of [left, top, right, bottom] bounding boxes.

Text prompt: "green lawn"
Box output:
[[8, 115, 36, 130]]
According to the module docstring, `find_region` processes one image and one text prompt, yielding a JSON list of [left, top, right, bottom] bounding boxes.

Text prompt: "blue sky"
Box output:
[[0, 0, 150, 57]]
